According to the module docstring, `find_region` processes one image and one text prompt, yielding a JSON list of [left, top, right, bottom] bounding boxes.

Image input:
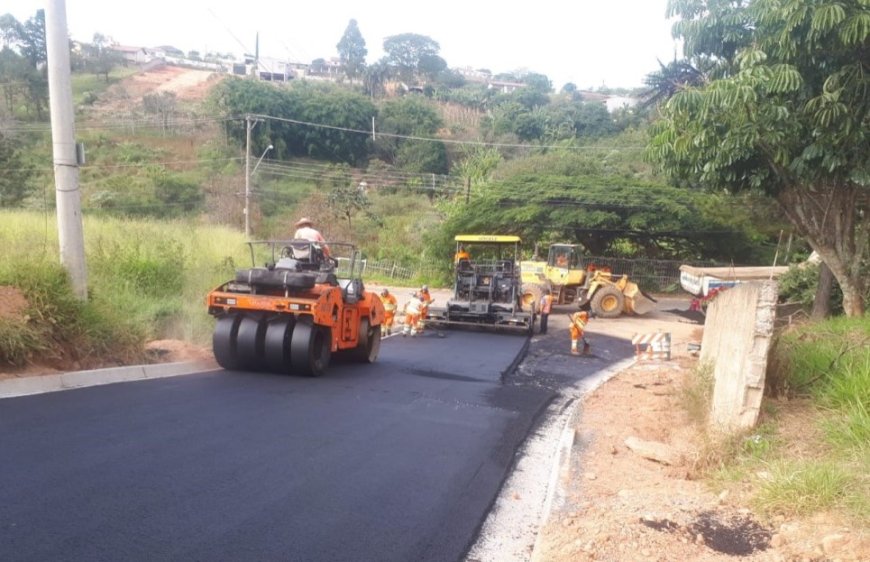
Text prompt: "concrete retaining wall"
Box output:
[[700, 281, 778, 431]]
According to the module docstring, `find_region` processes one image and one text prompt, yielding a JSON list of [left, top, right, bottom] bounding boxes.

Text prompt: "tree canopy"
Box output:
[[437, 148, 777, 262], [648, 0, 870, 315], [336, 19, 367, 81], [382, 33, 441, 83]]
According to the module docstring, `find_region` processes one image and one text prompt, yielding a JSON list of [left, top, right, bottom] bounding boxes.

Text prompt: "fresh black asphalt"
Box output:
[[0, 331, 556, 562]]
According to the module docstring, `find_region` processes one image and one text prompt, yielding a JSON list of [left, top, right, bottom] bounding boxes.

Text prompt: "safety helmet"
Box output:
[[421, 284, 428, 291], [295, 217, 313, 228]]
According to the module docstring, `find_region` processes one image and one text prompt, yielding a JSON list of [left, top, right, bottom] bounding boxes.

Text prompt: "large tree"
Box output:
[[648, 0, 869, 316], [336, 18, 367, 81], [382, 33, 441, 83]]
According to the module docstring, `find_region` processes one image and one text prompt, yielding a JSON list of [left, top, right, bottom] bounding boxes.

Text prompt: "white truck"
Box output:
[[679, 265, 790, 298]]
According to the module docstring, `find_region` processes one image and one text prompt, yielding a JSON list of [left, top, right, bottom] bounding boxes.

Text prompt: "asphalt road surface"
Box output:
[[1, 331, 560, 562]]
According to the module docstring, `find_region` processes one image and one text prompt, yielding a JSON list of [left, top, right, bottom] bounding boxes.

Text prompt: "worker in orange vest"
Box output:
[[402, 292, 423, 337], [418, 284, 433, 333], [380, 288, 398, 336], [539, 289, 555, 334], [454, 245, 470, 263], [569, 310, 591, 355]]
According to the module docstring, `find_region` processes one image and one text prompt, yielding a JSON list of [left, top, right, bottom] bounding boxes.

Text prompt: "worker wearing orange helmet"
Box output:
[[380, 288, 398, 336], [569, 310, 591, 355]]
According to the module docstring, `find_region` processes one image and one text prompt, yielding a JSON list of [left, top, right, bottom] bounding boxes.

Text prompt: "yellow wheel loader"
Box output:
[[519, 244, 656, 319]]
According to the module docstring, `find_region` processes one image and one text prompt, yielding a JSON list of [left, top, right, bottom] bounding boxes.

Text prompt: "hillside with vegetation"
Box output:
[[1, 2, 868, 548]]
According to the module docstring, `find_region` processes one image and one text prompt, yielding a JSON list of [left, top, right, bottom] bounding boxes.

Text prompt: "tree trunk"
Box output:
[[777, 184, 867, 317], [811, 262, 834, 319]]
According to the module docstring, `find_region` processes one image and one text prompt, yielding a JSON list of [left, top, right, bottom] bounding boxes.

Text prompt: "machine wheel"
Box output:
[[264, 316, 294, 373], [590, 285, 625, 318], [213, 314, 243, 370], [235, 314, 268, 371], [351, 317, 381, 363], [291, 319, 331, 377], [521, 283, 544, 313]]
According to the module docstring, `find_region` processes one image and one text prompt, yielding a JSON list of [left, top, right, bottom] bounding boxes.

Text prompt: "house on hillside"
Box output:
[[488, 80, 525, 94], [307, 58, 342, 77], [110, 45, 153, 64], [151, 45, 185, 58], [257, 56, 296, 82], [605, 95, 640, 112], [456, 67, 492, 82]]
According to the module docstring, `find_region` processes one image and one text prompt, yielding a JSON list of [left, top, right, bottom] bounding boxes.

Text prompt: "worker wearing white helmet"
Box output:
[[402, 292, 423, 337]]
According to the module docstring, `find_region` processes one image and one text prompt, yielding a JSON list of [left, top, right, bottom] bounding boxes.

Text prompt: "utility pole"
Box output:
[[244, 115, 253, 238], [45, 0, 87, 299]]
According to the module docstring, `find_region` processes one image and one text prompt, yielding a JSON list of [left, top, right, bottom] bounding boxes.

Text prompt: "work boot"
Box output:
[[571, 349, 580, 356], [583, 343, 591, 355]]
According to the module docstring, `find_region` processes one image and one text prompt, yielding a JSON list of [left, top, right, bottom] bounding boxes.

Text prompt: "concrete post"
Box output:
[[45, 0, 88, 299], [244, 115, 252, 238]]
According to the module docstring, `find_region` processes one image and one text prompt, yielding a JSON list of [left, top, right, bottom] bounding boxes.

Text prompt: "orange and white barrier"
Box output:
[[632, 331, 671, 361]]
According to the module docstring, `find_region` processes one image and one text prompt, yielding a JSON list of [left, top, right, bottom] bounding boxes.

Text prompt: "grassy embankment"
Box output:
[[0, 205, 442, 369], [0, 210, 247, 367], [683, 316, 869, 522]]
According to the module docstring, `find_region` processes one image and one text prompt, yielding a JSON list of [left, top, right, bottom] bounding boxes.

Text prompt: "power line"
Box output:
[[250, 113, 647, 152], [2, 116, 241, 133]]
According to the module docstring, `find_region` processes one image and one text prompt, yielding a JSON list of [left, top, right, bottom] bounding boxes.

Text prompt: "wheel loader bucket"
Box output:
[[622, 282, 657, 315]]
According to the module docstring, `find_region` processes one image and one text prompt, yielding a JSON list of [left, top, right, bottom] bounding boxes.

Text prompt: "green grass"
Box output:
[[71, 66, 138, 107], [754, 460, 853, 516], [699, 316, 870, 522], [0, 211, 249, 367], [680, 361, 715, 426]]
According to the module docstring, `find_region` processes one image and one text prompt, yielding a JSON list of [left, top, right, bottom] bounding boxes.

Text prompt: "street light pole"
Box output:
[[244, 115, 253, 238], [245, 141, 273, 239]]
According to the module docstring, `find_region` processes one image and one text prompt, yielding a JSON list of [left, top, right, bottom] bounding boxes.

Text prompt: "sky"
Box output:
[[8, 1, 680, 90]]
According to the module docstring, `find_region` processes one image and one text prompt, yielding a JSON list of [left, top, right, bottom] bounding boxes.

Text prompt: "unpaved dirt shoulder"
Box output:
[[532, 307, 868, 561]]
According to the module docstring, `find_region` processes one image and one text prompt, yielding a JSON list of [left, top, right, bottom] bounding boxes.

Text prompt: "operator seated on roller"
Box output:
[[292, 217, 333, 268], [293, 217, 331, 257]]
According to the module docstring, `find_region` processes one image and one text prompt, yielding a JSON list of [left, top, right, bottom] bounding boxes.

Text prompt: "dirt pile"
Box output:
[[0, 286, 28, 321]]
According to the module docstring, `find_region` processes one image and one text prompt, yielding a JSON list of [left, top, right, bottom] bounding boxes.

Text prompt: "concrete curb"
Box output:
[[0, 361, 215, 399], [530, 356, 638, 561]]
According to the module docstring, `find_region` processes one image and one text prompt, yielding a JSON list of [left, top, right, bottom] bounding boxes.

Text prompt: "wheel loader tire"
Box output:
[[521, 283, 544, 313], [590, 285, 625, 318], [236, 314, 267, 371], [213, 314, 243, 370], [291, 319, 331, 377], [264, 316, 294, 373], [351, 317, 381, 363]]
